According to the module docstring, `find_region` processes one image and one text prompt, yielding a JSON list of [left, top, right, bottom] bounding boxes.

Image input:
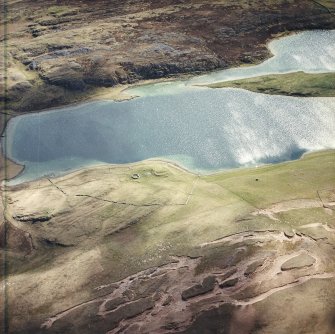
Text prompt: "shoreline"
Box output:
[[1, 29, 332, 183], [1, 29, 299, 123], [5, 148, 334, 188], [202, 71, 335, 97], [3, 2, 335, 331]]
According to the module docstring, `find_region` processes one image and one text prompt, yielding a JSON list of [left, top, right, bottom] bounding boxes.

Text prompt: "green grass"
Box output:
[[206, 150, 335, 208], [47, 6, 77, 17], [5, 150, 335, 333], [205, 72, 335, 97], [276, 207, 335, 228], [93, 150, 335, 280]]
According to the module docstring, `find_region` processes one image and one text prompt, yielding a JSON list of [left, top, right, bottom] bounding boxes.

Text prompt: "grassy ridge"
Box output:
[[206, 72, 335, 97], [4, 150, 335, 333]]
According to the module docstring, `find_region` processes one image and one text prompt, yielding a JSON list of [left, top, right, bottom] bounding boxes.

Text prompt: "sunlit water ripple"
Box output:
[[3, 30, 335, 184]]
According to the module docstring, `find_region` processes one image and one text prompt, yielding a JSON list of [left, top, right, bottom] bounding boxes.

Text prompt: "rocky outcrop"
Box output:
[[41, 62, 86, 90], [13, 213, 52, 224], [245, 259, 264, 276], [219, 277, 238, 288], [103, 296, 156, 325], [0, 221, 34, 255], [181, 276, 216, 300], [281, 253, 316, 271], [105, 297, 127, 312], [3, 0, 335, 113], [3, 157, 335, 333]]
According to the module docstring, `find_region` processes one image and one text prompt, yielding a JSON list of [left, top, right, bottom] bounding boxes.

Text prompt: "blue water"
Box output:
[[127, 30, 335, 96], [3, 30, 335, 184]]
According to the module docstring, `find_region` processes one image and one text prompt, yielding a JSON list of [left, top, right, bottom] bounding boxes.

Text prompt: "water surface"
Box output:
[[128, 30, 335, 96], [3, 30, 335, 184], [5, 88, 335, 184]]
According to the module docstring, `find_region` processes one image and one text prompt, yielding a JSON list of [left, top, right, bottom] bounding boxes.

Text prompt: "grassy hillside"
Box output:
[[206, 72, 335, 97], [2, 150, 335, 333]]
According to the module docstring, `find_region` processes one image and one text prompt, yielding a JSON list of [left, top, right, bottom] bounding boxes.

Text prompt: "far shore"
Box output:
[[0, 29, 330, 183]]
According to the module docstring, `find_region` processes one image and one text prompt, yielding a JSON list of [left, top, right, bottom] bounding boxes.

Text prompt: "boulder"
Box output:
[[104, 297, 155, 324], [244, 259, 264, 276], [105, 297, 126, 311], [219, 277, 238, 288], [281, 254, 316, 271], [181, 276, 216, 300]]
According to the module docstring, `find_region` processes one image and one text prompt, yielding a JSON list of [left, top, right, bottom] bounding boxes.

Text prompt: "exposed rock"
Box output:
[[41, 62, 86, 90], [11, 81, 33, 92], [37, 16, 72, 27], [28, 60, 38, 70], [181, 276, 216, 300], [143, 268, 157, 276], [13, 213, 52, 223], [105, 297, 127, 311], [104, 297, 155, 324], [7, 81, 33, 101], [41, 238, 73, 248], [195, 247, 247, 274], [0, 221, 34, 254], [162, 295, 173, 306], [4, 0, 335, 114], [217, 268, 238, 281], [175, 303, 246, 334], [281, 254, 316, 271], [2, 1, 335, 331], [164, 321, 180, 330], [219, 277, 238, 288], [131, 275, 168, 299], [3, 154, 335, 333], [284, 230, 295, 239], [245, 259, 264, 276]]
